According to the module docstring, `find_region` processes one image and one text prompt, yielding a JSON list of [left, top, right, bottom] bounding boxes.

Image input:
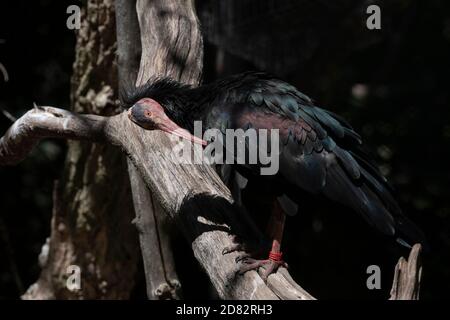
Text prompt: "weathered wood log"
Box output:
[[115, 0, 182, 299], [390, 244, 422, 300], [116, 0, 207, 299], [135, 0, 203, 86], [128, 164, 181, 299]]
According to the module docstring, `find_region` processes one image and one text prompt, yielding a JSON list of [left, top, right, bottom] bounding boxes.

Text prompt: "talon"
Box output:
[[237, 260, 267, 275], [260, 259, 281, 282], [231, 199, 288, 281], [235, 252, 286, 280]]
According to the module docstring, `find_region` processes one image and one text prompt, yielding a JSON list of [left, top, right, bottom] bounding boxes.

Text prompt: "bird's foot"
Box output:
[[237, 253, 288, 282], [222, 235, 286, 281]]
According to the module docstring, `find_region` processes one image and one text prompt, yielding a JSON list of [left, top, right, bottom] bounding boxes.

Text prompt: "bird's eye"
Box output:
[[145, 110, 152, 118]]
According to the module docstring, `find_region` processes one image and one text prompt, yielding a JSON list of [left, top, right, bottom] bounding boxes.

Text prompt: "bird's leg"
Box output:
[[235, 200, 288, 281]]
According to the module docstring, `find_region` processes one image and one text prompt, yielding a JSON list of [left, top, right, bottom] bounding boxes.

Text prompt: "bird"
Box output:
[[124, 71, 426, 280]]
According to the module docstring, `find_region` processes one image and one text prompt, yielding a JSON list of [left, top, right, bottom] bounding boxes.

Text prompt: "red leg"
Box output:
[[227, 199, 288, 281], [266, 200, 286, 263]]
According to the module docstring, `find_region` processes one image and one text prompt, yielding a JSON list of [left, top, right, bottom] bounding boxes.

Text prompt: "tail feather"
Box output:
[[323, 156, 427, 249], [323, 161, 396, 236]]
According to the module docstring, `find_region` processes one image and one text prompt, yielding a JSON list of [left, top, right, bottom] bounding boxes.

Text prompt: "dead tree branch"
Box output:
[[130, 0, 204, 299], [0, 107, 106, 166], [115, 0, 182, 299], [390, 244, 422, 300], [128, 163, 181, 299]]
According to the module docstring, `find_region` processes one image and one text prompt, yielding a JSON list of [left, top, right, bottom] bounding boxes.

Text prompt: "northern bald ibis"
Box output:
[[125, 72, 425, 280]]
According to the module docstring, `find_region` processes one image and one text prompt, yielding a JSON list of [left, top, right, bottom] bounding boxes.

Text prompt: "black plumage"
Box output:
[[125, 72, 425, 247]]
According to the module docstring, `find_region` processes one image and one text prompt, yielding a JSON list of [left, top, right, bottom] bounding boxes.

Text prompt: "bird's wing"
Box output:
[[212, 74, 425, 245]]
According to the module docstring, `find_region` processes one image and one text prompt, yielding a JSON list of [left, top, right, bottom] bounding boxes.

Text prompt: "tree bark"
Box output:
[[132, 0, 204, 299], [115, 0, 182, 299], [21, 0, 139, 299], [128, 164, 181, 299], [390, 244, 422, 300]]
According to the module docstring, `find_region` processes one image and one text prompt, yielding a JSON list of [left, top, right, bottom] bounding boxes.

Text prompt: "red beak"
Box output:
[[129, 98, 207, 146], [159, 116, 207, 146]]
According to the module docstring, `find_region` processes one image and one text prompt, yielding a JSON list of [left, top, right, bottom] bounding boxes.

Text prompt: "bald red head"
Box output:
[[128, 98, 206, 146]]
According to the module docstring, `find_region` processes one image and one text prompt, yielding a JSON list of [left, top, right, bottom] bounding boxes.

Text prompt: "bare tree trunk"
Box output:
[[129, 0, 205, 299], [114, 0, 182, 299], [22, 0, 139, 299]]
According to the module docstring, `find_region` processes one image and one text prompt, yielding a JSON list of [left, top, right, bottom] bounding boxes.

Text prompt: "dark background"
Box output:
[[1, 0, 449, 299]]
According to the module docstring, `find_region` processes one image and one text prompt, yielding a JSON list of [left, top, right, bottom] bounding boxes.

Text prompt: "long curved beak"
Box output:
[[159, 117, 207, 146]]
